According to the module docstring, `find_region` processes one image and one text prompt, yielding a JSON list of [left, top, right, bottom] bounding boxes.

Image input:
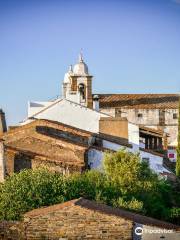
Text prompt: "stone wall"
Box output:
[[0, 221, 22, 240], [23, 200, 133, 240], [100, 107, 178, 147], [2, 119, 90, 177], [5, 148, 84, 176], [0, 198, 179, 240], [0, 202, 133, 240], [0, 141, 5, 182]]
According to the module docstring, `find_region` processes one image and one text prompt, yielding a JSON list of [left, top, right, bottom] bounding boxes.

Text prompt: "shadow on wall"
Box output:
[[14, 153, 32, 173]]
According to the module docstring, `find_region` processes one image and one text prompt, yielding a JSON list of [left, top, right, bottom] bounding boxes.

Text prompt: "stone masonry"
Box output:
[[0, 141, 5, 182], [0, 198, 179, 240]]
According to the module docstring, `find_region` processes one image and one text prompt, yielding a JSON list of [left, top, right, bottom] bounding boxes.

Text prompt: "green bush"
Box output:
[[104, 149, 180, 222], [169, 208, 180, 225], [0, 149, 179, 224], [0, 168, 65, 220], [64, 170, 120, 205], [103, 149, 158, 195], [112, 197, 144, 213]]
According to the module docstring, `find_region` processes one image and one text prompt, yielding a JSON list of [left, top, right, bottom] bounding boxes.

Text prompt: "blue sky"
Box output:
[[0, 0, 180, 125]]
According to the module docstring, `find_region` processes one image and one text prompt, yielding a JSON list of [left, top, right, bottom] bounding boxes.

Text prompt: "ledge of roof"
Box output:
[[95, 132, 132, 148], [97, 94, 179, 109], [24, 198, 179, 230]]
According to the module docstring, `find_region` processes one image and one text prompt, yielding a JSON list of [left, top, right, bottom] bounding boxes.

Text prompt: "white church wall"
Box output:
[[120, 108, 160, 126], [28, 101, 54, 118], [31, 99, 109, 133], [66, 92, 80, 104]]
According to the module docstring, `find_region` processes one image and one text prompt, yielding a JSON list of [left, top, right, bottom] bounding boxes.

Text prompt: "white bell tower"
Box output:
[[62, 53, 93, 108]]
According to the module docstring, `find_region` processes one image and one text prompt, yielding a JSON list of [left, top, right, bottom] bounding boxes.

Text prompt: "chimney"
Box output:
[[99, 117, 129, 140], [0, 109, 7, 134], [93, 95, 99, 111]]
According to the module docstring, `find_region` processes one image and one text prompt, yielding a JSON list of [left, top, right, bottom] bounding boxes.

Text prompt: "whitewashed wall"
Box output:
[[88, 148, 104, 170], [26, 99, 109, 133], [167, 149, 177, 162], [139, 150, 165, 174], [102, 140, 128, 151], [128, 123, 139, 151], [88, 139, 168, 175], [28, 101, 54, 117]]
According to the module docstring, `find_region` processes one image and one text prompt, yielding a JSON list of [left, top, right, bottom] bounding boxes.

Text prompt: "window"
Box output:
[[115, 108, 121, 117], [173, 113, 177, 119], [159, 110, 165, 125], [138, 113, 143, 118]]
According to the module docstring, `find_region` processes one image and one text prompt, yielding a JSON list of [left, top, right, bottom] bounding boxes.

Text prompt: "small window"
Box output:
[[138, 113, 143, 118], [115, 108, 121, 117], [173, 113, 177, 119]]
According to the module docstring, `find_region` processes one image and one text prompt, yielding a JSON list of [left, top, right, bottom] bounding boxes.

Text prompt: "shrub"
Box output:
[[103, 149, 180, 221], [112, 197, 144, 213], [169, 208, 180, 225], [64, 170, 120, 204], [0, 149, 179, 223], [103, 149, 158, 195], [0, 168, 65, 220]]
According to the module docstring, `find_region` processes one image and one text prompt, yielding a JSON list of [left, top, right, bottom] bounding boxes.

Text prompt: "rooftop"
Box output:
[[98, 94, 179, 109], [24, 198, 179, 230]]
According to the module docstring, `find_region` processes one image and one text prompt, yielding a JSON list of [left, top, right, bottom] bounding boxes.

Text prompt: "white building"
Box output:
[[20, 54, 174, 176]]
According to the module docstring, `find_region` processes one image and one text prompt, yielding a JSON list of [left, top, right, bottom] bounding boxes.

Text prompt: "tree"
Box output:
[[103, 149, 180, 221], [103, 149, 158, 195], [0, 168, 65, 220], [176, 97, 180, 177]]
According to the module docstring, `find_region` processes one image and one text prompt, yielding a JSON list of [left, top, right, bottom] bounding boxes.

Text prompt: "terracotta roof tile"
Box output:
[[97, 94, 179, 109]]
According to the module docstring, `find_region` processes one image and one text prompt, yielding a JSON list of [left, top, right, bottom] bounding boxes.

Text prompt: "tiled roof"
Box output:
[[139, 126, 165, 138], [4, 119, 133, 149], [24, 198, 179, 230], [6, 136, 86, 166], [97, 94, 179, 109]]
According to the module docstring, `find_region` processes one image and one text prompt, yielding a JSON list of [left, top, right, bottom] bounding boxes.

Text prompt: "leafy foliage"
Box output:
[[0, 149, 179, 224], [112, 197, 144, 213], [103, 149, 180, 222], [0, 168, 65, 220], [103, 150, 158, 195]]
